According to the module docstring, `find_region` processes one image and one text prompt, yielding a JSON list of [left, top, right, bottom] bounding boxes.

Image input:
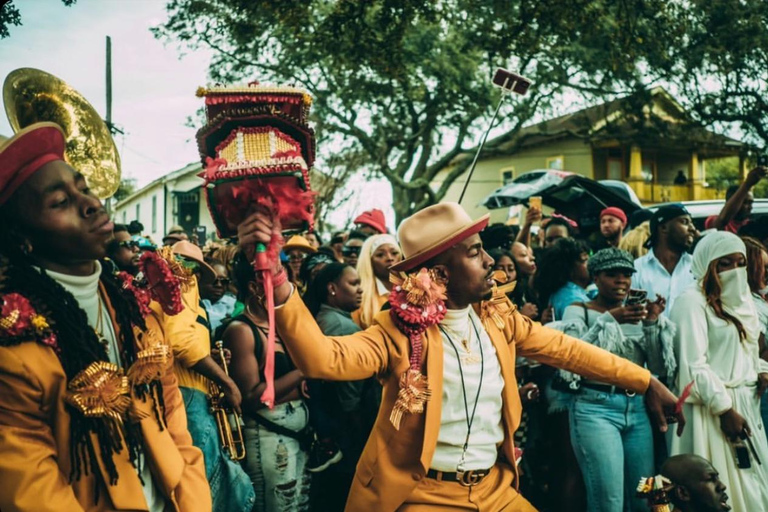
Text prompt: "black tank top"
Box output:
[[232, 314, 295, 381]]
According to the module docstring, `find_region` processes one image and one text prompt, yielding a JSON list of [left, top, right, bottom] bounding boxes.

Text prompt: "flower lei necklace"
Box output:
[[388, 267, 447, 430]]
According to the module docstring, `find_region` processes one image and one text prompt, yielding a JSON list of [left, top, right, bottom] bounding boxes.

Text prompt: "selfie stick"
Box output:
[[457, 71, 531, 205]]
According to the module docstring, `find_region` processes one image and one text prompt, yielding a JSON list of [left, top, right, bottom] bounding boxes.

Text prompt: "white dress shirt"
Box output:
[[431, 307, 504, 471], [632, 249, 696, 317]]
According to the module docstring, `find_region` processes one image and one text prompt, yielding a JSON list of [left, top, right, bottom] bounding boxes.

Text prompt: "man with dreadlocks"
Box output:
[[0, 123, 211, 511]]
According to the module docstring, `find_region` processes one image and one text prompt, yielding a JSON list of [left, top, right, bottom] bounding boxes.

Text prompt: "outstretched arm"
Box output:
[[712, 167, 765, 230], [238, 211, 390, 381], [509, 310, 684, 434]]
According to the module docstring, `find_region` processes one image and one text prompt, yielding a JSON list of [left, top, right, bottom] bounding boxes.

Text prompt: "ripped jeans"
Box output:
[[243, 400, 310, 512]]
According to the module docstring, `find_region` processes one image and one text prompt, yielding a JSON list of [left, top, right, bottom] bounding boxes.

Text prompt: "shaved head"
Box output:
[[661, 455, 730, 512]]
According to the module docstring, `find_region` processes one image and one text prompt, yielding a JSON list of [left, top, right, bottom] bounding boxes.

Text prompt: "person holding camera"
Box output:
[[670, 231, 768, 511], [555, 248, 677, 512], [706, 166, 768, 233]]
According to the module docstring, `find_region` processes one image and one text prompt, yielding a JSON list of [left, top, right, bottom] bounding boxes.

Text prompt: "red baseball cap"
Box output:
[[0, 122, 66, 206], [354, 208, 387, 234]]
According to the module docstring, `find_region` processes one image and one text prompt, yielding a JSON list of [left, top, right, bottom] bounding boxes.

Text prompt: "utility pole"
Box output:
[[106, 35, 112, 130]]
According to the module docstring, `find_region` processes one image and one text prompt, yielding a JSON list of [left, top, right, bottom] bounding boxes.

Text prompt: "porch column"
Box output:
[[627, 145, 647, 201], [689, 152, 702, 200]]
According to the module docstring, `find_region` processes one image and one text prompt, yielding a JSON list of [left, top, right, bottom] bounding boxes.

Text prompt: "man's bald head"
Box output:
[[661, 455, 730, 512]]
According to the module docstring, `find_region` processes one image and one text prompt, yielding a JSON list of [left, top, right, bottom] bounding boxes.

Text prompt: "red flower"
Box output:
[[117, 272, 152, 318], [138, 251, 184, 316], [0, 293, 35, 336]]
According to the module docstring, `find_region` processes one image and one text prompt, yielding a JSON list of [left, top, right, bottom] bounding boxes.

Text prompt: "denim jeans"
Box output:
[[569, 387, 653, 512], [180, 387, 255, 512], [243, 400, 311, 512]]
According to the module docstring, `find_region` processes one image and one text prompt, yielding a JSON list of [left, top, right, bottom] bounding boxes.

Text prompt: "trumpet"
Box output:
[[209, 340, 246, 460]]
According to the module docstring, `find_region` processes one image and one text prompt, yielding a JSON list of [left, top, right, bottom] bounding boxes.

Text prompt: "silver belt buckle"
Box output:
[[457, 469, 482, 487]]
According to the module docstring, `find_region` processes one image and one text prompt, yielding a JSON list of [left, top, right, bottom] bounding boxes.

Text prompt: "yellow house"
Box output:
[[436, 87, 746, 222]]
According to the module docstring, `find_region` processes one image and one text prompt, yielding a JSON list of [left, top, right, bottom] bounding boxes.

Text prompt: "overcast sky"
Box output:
[[0, 0, 394, 230]]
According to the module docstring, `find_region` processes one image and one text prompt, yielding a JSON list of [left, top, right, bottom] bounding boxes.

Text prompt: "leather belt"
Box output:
[[580, 382, 636, 397], [426, 467, 492, 487]]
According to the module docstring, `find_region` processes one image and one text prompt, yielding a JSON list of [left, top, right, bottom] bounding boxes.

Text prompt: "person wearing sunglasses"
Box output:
[[106, 223, 141, 275], [341, 230, 367, 268], [200, 258, 237, 334]]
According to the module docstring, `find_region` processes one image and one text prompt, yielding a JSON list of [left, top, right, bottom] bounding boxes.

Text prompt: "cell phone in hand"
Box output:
[[492, 68, 532, 95], [734, 441, 752, 469], [625, 289, 648, 306]]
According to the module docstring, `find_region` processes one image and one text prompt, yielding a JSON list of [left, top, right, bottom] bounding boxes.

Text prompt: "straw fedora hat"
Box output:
[[171, 240, 217, 285], [391, 202, 489, 272]]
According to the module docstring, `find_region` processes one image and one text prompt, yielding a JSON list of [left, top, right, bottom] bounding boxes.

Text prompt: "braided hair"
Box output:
[[0, 208, 163, 486]]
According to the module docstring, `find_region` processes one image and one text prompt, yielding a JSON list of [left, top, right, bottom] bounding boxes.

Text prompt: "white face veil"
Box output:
[[692, 231, 760, 342]]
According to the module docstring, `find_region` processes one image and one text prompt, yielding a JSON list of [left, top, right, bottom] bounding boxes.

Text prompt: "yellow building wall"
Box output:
[[435, 138, 594, 223]]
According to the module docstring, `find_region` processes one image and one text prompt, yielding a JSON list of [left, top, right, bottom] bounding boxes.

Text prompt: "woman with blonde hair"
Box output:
[[353, 233, 401, 328], [670, 231, 768, 511], [618, 221, 650, 260]]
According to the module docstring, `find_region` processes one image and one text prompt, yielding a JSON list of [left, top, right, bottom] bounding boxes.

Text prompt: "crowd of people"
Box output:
[[1, 120, 767, 512]]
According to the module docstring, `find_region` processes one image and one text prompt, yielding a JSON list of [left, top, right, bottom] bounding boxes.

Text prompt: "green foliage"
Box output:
[[706, 157, 740, 193], [113, 177, 138, 202], [706, 157, 768, 199], [0, 1, 21, 39], [0, 0, 76, 39], [666, 1, 768, 149], [155, 0, 683, 221]]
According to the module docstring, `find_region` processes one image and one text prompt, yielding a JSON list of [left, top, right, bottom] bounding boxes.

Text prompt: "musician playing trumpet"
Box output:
[[163, 241, 255, 512]]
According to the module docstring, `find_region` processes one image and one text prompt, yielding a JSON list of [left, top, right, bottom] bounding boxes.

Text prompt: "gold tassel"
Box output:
[[127, 329, 170, 386], [390, 369, 431, 430]]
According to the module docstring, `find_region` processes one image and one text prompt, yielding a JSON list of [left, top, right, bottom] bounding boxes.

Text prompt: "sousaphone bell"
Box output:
[[3, 67, 121, 199]]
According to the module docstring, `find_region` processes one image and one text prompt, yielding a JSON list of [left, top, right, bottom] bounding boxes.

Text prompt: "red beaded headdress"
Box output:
[[196, 81, 316, 408], [196, 82, 316, 241]]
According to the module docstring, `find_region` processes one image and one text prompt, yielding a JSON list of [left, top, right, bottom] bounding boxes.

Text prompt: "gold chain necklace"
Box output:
[[93, 293, 110, 351], [442, 319, 481, 364]]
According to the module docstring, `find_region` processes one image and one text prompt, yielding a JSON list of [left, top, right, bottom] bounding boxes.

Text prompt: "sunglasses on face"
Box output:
[[118, 241, 139, 250], [213, 277, 231, 286], [342, 247, 361, 256], [288, 254, 307, 262]]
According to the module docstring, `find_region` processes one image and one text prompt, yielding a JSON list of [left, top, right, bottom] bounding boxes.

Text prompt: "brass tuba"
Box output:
[[209, 340, 246, 460], [3, 67, 121, 199]]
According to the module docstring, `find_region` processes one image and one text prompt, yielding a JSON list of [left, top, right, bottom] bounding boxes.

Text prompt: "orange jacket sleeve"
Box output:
[[275, 291, 390, 380], [508, 310, 651, 393], [0, 344, 85, 512]]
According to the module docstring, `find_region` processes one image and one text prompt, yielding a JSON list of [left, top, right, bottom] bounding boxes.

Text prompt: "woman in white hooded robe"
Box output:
[[670, 231, 768, 511]]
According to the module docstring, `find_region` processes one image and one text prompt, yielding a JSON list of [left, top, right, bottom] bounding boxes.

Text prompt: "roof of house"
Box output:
[[114, 161, 202, 208], [478, 86, 743, 156]]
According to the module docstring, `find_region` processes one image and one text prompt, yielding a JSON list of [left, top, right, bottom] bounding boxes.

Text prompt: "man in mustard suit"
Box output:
[[0, 123, 211, 511], [238, 202, 684, 512]]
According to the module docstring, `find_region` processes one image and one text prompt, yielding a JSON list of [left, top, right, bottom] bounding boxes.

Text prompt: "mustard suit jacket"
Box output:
[[275, 292, 651, 512], [0, 285, 211, 512]]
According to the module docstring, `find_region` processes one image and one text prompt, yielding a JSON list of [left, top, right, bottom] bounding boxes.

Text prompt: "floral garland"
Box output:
[[116, 271, 152, 318], [0, 292, 59, 353], [388, 268, 447, 430], [137, 248, 187, 316]]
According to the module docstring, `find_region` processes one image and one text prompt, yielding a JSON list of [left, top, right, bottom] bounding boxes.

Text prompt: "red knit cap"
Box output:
[[0, 122, 66, 206], [600, 206, 627, 226], [354, 208, 387, 234]]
